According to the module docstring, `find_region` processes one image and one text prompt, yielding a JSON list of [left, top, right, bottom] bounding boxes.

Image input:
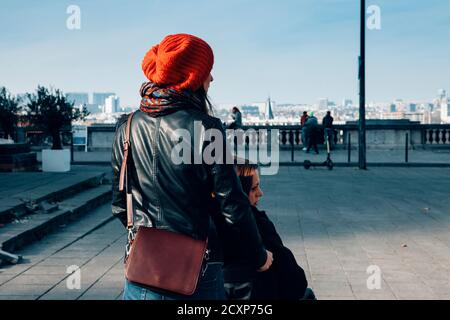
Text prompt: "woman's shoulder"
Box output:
[[251, 206, 272, 224], [187, 110, 225, 130], [251, 206, 284, 246], [251, 205, 268, 217]]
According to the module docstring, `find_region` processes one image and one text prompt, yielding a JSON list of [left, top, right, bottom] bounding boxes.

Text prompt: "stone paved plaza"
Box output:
[[1, 166, 450, 299]]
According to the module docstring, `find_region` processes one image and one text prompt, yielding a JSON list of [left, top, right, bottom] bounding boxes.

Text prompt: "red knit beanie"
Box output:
[[141, 34, 214, 92]]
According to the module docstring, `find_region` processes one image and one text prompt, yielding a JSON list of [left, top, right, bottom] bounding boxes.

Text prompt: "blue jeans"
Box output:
[[123, 262, 226, 300], [301, 127, 308, 147], [324, 128, 334, 148]]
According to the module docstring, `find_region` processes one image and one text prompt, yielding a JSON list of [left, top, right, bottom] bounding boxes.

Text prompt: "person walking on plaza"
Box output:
[[218, 160, 316, 300], [305, 112, 319, 154], [112, 33, 272, 300], [322, 111, 334, 150], [300, 111, 309, 150]]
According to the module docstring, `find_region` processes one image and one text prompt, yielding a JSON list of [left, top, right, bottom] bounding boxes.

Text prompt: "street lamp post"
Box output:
[[359, 0, 367, 169]]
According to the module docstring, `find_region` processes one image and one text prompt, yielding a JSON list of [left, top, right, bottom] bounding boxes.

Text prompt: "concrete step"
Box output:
[[0, 171, 108, 224], [0, 184, 112, 254]]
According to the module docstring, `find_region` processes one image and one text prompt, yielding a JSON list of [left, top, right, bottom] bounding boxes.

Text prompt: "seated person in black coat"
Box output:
[[214, 160, 315, 300]]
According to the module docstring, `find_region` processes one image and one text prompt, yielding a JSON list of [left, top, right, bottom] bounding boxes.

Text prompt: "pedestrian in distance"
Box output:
[[322, 111, 334, 150], [301, 111, 309, 150], [305, 112, 319, 154]]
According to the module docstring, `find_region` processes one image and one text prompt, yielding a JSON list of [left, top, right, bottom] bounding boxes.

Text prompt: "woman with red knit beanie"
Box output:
[[112, 34, 273, 300]]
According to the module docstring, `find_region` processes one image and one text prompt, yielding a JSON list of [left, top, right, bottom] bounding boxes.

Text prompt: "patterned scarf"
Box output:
[[139, 82, 205, 116]]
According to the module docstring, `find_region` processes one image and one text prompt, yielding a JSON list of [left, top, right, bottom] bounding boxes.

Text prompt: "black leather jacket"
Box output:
[[111, 108, 267, 268]]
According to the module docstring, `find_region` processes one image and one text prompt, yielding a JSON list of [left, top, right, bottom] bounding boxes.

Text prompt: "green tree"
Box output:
[[24, 86, 89, 150], [0, 87, 20, 140]]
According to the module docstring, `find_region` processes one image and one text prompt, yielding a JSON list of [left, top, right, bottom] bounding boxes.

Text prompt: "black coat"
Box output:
[[220, 206, 308, 300], [112, 109, 267, 267], [322, 115, 334, 128]]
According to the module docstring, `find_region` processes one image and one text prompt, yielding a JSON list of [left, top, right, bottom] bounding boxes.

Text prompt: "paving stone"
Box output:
[[4, 274, 64, 286], [382, 270, 420, 282], [0, 295, 39, 300], [340, 260, 372, 273], [354, 291, 397, 300], [311, 273, 348, 282], [22, 266, 68, 276], [0, 283, 51, 296], [0, 274, 15, 285], [311, 280, 354, 297], [78, 288, 122, 300], [318, 296, 355, 300], [36, 257, 89, 267], [386, 282, 437, 299]]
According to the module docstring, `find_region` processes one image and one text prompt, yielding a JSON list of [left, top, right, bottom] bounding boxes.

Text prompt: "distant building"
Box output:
[[409, 103, 417, 113], [66, 92, 89, 106], [394, 99, 405, 112], [250, 102, 267, 117], [390, 104, 396, 113], [439, 90, 449, 123], [119, 106, 138, 113], [441, 100, 450, 123], [423, 110, 432, 124], [84, 104, 102, 115], [93, 92, 115, 106], [403, 112, 424, 123], [420, 103, 433, 112], [241, 106, 260, 117], [431, 109, 442, 123], [342, 99, 353, 108], [105, 95, 120, 114], [318, 98, 328, 110]]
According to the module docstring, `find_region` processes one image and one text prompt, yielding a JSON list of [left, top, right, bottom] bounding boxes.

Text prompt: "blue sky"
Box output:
[[0, 0, 449, 106]]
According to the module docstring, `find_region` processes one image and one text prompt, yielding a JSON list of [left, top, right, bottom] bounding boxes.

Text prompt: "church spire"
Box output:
[[267, 96, 274, 120]]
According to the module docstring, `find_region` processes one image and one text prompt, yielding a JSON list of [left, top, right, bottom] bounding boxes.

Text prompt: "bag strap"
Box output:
[[118, 111, 209, 250], [118, 112, 135, 229]]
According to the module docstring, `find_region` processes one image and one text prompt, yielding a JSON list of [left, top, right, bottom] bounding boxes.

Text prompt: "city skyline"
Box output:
[[69, 88, 447, 126], [1, 0, 449, 106], [7, 88, 449, 109]]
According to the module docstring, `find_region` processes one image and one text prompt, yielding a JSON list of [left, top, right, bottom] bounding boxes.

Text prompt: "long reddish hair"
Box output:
[[236, 160, 258, 196]]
